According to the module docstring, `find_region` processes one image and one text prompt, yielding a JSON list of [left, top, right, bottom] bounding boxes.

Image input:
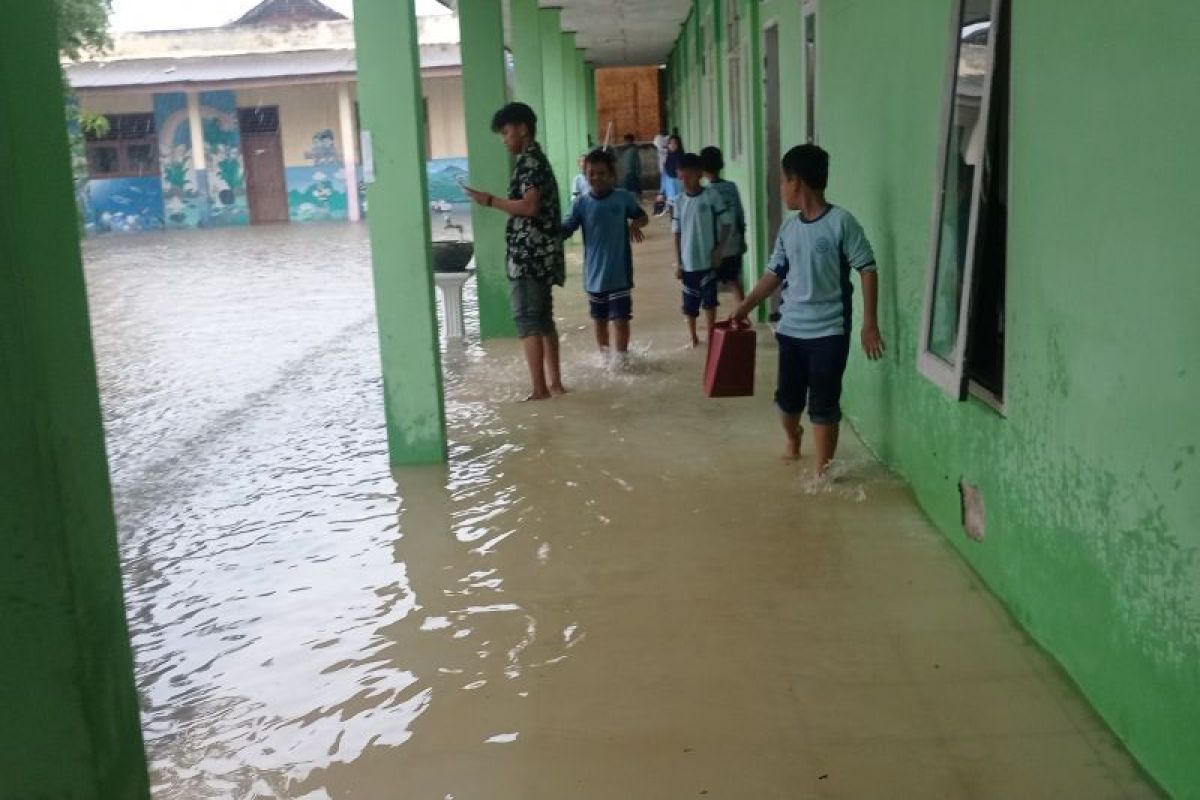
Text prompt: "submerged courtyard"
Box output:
[[81, 221, 1160, 799]]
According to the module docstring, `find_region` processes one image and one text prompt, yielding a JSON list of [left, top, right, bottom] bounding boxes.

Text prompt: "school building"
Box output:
[[5, 0, 1198, 797], [65, 0, 470, 234]]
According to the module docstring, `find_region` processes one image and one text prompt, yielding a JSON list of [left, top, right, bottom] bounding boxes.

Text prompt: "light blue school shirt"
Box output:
[[671, 186, 728, 272], [562, 188, 646, 293], [768, 205, 877, 339], [706, 178, 746, 257]]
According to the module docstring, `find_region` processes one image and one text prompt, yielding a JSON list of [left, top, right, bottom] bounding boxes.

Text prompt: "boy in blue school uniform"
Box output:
[[562, 148, 649, 365], [732, 144, 885, 474], [699, 146, 747, 304], [672, 152, 732, 347]]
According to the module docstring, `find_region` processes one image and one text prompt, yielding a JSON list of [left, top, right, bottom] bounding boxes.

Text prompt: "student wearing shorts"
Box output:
[[465, 102, 566, 401], [732, 144, 885, 473], [672, 152, 731, 347], [699, 146, 747, 303], [562, 148, 648, 367]]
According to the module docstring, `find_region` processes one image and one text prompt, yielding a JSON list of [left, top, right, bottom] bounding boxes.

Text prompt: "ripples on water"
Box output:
[[84, 225, 570, 798]]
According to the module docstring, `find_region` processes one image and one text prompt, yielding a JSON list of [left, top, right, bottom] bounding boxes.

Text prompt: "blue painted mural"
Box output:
[[82, 177, 165, 234], [287, 165, 351, 222], [426, 158, 469, 204], [153, 92, 206, 229], [199, 91, 249, 227]]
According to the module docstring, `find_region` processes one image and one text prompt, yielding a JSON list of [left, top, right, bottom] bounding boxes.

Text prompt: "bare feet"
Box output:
[[782, 428, 803, 461], [689, 337, 701, 348], [549, 383, 568, 397], [522, 391, 552, 402]]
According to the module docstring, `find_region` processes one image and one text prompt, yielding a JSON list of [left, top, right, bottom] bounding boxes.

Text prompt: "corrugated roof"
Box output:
[[235, 0, 347, 25], [66, 45, 461, 89]]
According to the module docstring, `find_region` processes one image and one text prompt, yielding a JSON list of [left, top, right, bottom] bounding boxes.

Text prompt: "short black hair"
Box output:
[[584, 148, 616, 173], [491, 102, 537, 137], [677, 152, 702, 172], [698, 146, 724, 173], [781, 144, 829, 190]]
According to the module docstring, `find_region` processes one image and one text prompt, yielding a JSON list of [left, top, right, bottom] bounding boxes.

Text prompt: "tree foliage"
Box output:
[[57, 0, 113, 60]]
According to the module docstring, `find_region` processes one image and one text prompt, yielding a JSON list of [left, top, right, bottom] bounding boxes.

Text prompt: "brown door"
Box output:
[[239, 107, 289, 224]]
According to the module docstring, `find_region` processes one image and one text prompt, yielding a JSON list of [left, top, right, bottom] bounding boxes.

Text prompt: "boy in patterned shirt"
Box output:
[[466, 102, 566, 400]]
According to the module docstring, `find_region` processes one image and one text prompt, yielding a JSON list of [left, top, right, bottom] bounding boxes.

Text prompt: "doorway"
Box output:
[[238, 106, 289, 224], [803, 0, 818, 143]]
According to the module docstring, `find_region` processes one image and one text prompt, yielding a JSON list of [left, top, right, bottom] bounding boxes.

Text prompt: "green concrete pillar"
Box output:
[[509, 0, 544, 118], [459, 0, 516, 339], [575, 50, 588, 151], [0, 3, 150, 797], [539, 8, 567, 213], [586, 63, 598, 145], [353, 0, 447, 464], [561, 32, 581, 195]]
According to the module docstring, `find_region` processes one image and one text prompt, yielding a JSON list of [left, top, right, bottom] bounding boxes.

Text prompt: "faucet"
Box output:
[[443, 213, 465, 241]]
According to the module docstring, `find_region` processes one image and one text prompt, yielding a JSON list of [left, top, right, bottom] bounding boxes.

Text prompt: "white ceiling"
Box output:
[[498, 0, 692, 66]]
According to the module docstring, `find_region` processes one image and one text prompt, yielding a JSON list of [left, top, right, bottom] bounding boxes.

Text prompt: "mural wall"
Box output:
[[287, 128, 350, 222], [198, 91, 249, 226], [153, 92, 206, 229], [82, 177, 165, 234]]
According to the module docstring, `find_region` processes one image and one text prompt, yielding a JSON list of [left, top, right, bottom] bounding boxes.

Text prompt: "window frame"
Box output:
[[917, 0, 1005, 400], [84, 112, 159, 180]]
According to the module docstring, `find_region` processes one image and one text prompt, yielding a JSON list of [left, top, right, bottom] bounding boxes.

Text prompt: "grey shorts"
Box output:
[[509, 275, 557, 338]]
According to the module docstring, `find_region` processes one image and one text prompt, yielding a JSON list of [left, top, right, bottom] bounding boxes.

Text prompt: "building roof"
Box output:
[[66, 44, 462, 90], [235, 0, 347, 25]]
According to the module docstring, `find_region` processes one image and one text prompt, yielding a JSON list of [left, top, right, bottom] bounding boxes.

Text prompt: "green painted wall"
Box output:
[[0, 2, 150, 796], [354, 0, 447, 464], [667, 0, 1200, 796], [459, 0, 516, 339], [538, 9, 568, 212]]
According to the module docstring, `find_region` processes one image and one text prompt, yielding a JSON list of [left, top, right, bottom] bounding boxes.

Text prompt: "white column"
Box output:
[[186, 90, 206, 172], [337, 82, 362, 222]]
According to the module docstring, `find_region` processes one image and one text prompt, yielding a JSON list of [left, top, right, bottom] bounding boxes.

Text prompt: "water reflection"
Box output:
[[83, 224, 565, 797]]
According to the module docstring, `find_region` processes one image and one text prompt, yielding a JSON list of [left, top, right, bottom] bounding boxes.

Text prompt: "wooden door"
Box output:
[[239, 107, 289, 224]]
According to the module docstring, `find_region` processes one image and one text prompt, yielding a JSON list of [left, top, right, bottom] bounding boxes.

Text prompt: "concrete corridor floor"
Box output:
[[86, 220, 1160, 798]]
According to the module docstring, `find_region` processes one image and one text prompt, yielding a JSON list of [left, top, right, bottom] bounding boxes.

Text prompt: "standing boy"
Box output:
[[561, 149, 648, 367], [699, 146, 747, 303], [465, 102, 566, 401], [732, 144, 885, 473], [672, 153, 731, 347]]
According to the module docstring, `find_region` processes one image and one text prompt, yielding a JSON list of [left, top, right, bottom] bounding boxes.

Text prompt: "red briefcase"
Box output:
[[704, 320, 756, 397]]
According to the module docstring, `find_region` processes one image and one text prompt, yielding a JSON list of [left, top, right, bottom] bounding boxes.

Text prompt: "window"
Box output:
[[84, 113, 159, 178], [803, 1, 818, 144], [918, 0, 1010, 405], [237, 106, 280, 133]]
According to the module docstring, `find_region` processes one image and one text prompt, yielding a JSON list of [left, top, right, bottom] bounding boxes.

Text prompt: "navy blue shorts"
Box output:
[[589, 288, 633, 321], [681, 270, 719, 317], [716, 255, 743, 284], [775, 333, 851, 425]]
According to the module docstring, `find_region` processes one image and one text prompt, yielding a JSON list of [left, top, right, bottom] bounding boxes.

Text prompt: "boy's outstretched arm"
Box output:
[[860, 269, 885, 360], [673, 232, 684, 279], [731, 271, 781, 321], [628, 210, 648, 243]]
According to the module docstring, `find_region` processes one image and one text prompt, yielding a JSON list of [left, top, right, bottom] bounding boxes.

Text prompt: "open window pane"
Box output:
[[919, 0, 1003, 397]]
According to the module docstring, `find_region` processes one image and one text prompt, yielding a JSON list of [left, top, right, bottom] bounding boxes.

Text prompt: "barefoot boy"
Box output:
[[699, 146, 747, 303], [731, 144, 885, 473], [672, 153, 731, 347], [562, 149, 649, 366], [465, 102, 566, 400]]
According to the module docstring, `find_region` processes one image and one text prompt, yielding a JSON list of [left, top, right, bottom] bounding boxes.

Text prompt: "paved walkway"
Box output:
[[87, 219, 1159, 798], [298, 219, 1157, 798]]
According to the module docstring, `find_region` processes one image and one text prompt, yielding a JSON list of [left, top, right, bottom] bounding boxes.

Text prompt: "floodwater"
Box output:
[[83, 222, 1159, 799]]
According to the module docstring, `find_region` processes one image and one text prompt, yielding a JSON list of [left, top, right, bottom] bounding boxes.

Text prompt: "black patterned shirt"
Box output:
[[505, 141, 565, 286]]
